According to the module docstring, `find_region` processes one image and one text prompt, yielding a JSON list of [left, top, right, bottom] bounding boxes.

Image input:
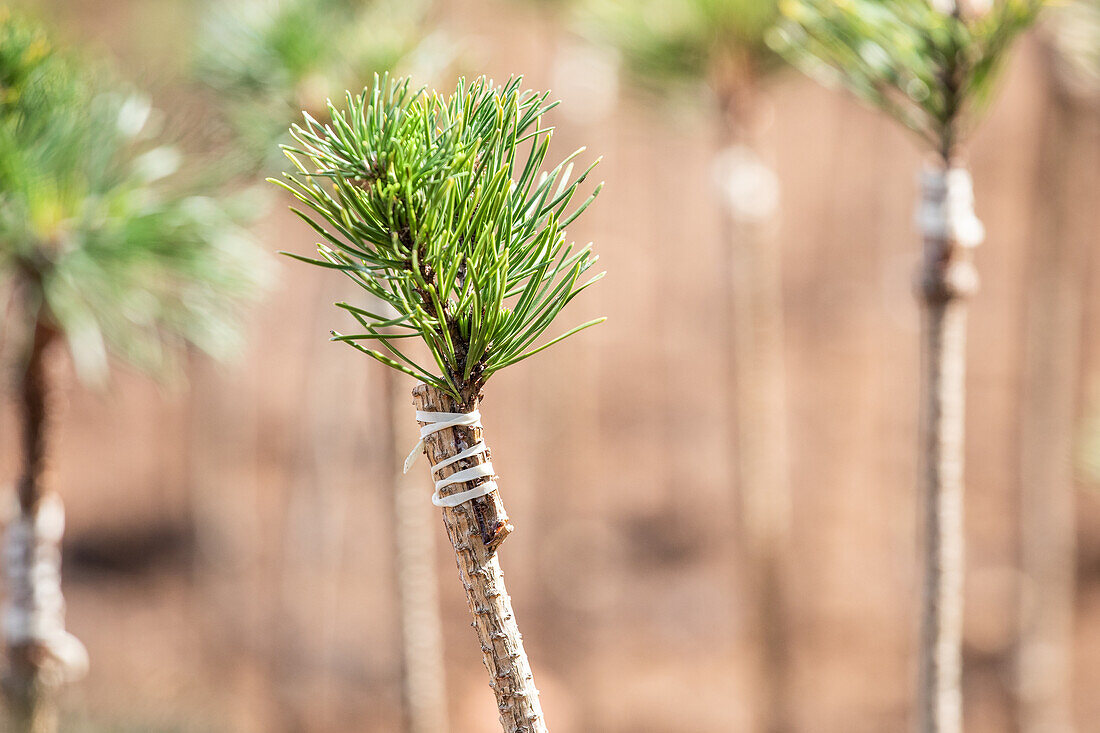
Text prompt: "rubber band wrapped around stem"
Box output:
[[405, 410, 500, 508]]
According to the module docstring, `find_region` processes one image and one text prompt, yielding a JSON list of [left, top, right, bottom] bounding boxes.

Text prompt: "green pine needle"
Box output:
[[195, 0, 442, 175], [769, 0, 1045, 155], [277, 75, 606, 406], [0, 11, 269, 384], [582, 0, 782, 94]]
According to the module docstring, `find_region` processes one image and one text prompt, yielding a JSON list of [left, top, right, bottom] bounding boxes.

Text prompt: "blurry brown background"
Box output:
[[2, 1, 1099, 731]]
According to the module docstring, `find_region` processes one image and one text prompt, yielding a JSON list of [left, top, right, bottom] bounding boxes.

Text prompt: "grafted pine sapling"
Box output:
[[771, 2, 1043, 731], [276, 76, 604, 733], [0, 13, 266, 732], [1015, 3, 1099, 730], [196, 6, 454, 731], [581, 2, 796, 727]]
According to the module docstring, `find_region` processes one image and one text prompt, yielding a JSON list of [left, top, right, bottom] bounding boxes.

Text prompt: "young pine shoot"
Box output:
[[197, 5, 456, 730], [771, 2, 1043, 732], [0, 13, 266, 732], [276, 75, 604, 733], [581, 3, 796, 728]]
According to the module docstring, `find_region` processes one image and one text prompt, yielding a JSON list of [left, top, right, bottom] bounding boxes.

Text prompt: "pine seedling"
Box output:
[[276, 74, 604, 733], [196, 0, 443, 175], [1015, 3, 1099, 729], [581, 2, 793, 727], [197, 5, 455, 730], [771, 2, 1043, 731], [0, 13, 266, 731]]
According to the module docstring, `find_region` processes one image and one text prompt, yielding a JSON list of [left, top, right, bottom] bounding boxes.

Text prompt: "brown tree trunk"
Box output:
[[410, 383, 545, 733], [915, 165, 980, 733], [384, 370, 450, 733], [714, 71, 793, 733], [1013, 94, 1088, 733], [4, 318, 60, 733]]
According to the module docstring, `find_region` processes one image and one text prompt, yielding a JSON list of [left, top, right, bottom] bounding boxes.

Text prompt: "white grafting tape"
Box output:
[[1, 492, 89, 681], [405, 410, 499, 508], [916, 167, 985, 247]]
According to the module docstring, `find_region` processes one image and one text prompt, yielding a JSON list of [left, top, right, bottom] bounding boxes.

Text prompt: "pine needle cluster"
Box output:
[[276, 75, 605, 406], [0, 11, 267, 382], [770, 0, 1044, 156]]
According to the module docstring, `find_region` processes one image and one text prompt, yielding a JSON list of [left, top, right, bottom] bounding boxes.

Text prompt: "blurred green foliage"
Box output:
[[582, 0, 781, 95], [196, 0, 442, 173], [276, 76, 604, 403], [0, 10, 267, 383], [770, 0, 1044, 154], [1047, 0, 1100, 99]]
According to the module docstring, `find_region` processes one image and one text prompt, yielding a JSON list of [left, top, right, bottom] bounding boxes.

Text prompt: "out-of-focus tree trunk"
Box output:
[[1014, 91, 1090, 733], [3, 318, 60, 733], [915, 163, 981, 733], [714, 64, 793, 733], [917, 280, 968, 733], [383, 369, 450, 733]]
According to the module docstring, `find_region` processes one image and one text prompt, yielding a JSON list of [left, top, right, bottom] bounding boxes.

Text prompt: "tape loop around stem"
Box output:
[[915, 167, 985, 247], [1, 492, 89, 682], [405, 409, 499, 508]]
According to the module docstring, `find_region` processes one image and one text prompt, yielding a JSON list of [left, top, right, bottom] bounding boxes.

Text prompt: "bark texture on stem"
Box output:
[[411, 383, 546, 733], [384, 371, 450, 733], [915, 165, 981, 733], [4, 319, 61, 733], [15, 320, 55, 516], [917, 295, 968, 733]]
